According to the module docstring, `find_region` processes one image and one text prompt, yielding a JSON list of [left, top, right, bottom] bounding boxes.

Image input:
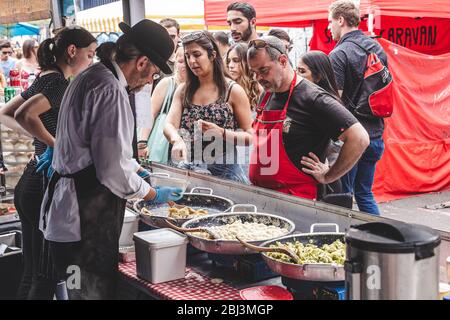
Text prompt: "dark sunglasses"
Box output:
[[1, 51, 13, 56], [249, 39, 286, 55], [181, 31, 207, 44]]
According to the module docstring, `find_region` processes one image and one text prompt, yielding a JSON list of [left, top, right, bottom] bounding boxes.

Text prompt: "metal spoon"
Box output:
[[167, 201, 186, 210], [236, 236, 300, 263], [164, 219, 220, 240]]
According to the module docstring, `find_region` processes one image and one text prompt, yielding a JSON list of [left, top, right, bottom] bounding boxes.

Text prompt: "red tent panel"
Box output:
[[204, 0, 334, 27], [360, 0, 450, 19], [373, 38, 450, 202], [310, 17, 450, 55], [205, 0, 450, 27]]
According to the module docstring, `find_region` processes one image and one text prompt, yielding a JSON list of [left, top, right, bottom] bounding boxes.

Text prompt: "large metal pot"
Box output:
[[260, 223, 346, 282], [181, 204, 295, 255], [345, 221, 441, 300], [135, 187, 234, 228]]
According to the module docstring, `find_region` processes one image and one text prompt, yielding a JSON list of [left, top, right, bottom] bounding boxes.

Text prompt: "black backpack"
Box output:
[[345, 40, 394, 119]]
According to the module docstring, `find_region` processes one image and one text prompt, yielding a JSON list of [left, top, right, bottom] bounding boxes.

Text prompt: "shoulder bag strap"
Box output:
[[225, 80, 236, 103], [160, 77, 175, 114]]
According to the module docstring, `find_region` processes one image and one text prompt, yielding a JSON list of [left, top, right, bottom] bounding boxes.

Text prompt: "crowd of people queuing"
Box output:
[[0, 0, 387, 299]]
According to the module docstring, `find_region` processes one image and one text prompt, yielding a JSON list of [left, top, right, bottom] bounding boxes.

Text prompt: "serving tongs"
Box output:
[[164, 219, 220, 240], [236, 236, 300, 263], [167, 201, 186, 210]]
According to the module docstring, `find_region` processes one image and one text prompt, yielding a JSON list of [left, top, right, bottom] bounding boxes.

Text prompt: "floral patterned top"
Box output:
[[180, 81, 238, 162]]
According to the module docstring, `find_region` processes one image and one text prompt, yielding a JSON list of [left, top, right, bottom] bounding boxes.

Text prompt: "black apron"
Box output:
[[44, 62, 129, 299]]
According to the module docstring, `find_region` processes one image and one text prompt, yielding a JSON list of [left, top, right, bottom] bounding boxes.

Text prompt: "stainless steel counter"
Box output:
[[148, 162, 450, 282]]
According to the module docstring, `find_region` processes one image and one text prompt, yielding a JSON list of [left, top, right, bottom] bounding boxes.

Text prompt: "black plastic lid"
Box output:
[[345, 221, 440, 258]]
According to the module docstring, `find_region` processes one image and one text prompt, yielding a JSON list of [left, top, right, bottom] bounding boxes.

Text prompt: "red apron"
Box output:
[[249, 74, 318, 199]]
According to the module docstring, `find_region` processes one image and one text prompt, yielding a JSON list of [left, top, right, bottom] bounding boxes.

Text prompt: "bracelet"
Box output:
[[170, 136, 183, 144]]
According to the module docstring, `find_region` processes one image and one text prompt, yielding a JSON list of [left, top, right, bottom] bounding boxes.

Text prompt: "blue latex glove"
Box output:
[[137, 168, 150, 180], [36, 147, 53, 174], [47, 166, 55, 179], [146, 186, 183, 204]]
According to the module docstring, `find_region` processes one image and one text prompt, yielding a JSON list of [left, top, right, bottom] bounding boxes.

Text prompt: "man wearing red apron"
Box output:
[[247, 36, 369, 200]]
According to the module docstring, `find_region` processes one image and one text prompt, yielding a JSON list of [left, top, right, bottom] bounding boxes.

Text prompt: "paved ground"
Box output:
[[375, 190, 450, 233]]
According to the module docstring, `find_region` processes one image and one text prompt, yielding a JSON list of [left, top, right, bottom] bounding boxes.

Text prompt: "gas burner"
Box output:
[[281, 276, 346, 300]]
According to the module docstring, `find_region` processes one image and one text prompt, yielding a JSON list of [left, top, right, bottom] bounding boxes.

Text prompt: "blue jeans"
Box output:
[[341, 138, 384, 215], [176, 161, 250, 185]]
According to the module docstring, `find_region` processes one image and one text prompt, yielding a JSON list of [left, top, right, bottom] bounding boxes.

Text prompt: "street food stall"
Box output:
[[116, 162, 450, 300]]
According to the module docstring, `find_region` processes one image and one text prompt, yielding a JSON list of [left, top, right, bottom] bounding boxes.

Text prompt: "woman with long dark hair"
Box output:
[[164, 31, 252, 183], [0, 27, 96, 299], [297, 50, 347, 198], [16, 39, 40, 77], [296, 50, 341, 100], [225, 42, 262, 179], [226, 42, 262, 111]]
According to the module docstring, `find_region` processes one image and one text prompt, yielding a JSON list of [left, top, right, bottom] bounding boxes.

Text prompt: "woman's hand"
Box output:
[[138, 146, 149, 159], [198, 120, 223, 136], [301, 152, 330, 184], [171, 139, 188, 162]]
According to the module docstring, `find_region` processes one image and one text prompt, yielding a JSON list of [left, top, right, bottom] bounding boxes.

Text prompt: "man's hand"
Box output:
[[301, 152, 330, 184], [144, 186, 183, 204]]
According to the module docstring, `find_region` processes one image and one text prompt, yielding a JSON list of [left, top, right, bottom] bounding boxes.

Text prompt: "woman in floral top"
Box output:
[[164, 31, 252, 183]]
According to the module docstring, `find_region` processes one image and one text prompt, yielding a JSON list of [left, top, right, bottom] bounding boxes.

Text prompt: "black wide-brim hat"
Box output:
[[119, 19, 174, 74]]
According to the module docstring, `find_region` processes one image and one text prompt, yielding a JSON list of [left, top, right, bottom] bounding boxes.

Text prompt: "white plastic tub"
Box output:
[[133, 228, 188, 284], [119, 209, 139, 247]]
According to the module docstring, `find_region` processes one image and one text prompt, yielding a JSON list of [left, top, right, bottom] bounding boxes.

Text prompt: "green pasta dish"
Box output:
[[266, 239, 346, 265]]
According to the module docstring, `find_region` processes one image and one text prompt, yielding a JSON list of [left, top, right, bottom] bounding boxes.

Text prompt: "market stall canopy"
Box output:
[[7, 22, 40, 37], [359, 0, 450, 19], [204, 0, 450, 27], [204, 0, 334, 27], [0, 0, 51, 24], [373, 38, 450, 202], [76, 0, 205, 33]]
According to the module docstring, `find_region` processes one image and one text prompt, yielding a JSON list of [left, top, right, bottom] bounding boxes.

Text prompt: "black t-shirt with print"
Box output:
[[263, 78, 358, 171]]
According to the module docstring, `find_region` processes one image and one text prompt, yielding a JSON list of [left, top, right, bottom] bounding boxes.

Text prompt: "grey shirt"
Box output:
[[40, 62, 151, 242]]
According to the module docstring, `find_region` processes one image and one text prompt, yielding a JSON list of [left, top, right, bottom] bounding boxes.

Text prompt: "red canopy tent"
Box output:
[[204, 0, 450, 202], [204, 0, 450, 27], [310, 0, 450, 55], [203, 0, 332, 28], [359, 0, 450, 19]]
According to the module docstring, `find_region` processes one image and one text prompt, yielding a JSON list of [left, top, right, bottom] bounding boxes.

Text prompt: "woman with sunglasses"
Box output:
[[164, 31, 253, 183], [0, 27, 97, 299]]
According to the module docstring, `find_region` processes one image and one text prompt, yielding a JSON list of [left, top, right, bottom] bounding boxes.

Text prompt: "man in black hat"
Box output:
[[40, 20, 182, 299]]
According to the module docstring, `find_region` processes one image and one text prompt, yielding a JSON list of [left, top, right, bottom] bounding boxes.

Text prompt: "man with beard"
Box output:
[[247, 36, 369, 200], [227, 2, 258, 43], [40, 20, 183, 299]]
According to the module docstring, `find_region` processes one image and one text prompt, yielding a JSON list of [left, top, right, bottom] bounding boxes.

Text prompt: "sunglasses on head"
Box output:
[[181, 31, 207, 44], [249, 39, 285, 55]]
